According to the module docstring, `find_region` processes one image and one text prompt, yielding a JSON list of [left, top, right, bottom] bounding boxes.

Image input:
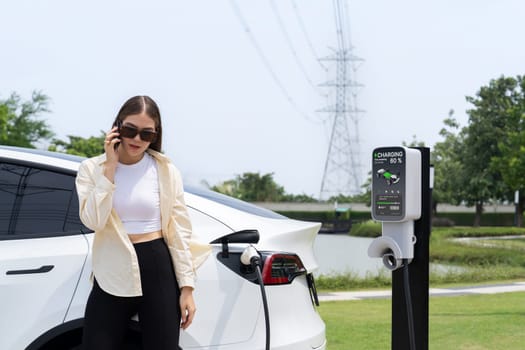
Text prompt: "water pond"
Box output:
[[313, 233, 463, 277]]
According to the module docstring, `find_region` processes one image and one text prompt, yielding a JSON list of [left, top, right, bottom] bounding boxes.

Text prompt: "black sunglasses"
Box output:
[[119, 124, 158, 142]]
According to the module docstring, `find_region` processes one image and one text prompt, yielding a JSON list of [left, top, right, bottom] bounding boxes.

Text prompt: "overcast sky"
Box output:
[[1, 0, 524, 198]]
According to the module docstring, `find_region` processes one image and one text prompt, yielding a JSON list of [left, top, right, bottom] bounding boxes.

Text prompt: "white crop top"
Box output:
[[113, 153, 162, 234]]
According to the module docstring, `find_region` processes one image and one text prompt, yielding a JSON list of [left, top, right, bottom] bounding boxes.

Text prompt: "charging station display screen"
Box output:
[[372, 147, 406, 220], [376, 194, 402, 216]]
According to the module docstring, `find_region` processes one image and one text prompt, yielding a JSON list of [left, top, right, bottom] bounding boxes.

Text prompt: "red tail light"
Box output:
[[261, 253, 306, 285]]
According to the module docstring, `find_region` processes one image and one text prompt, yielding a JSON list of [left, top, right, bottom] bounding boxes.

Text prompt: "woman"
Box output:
[[76, 95, 210, 350]]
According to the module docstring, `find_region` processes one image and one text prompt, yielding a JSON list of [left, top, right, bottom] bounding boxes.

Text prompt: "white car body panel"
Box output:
[[182, 247, 261, 347], [262, 277, 326, 349], [0, 235, 88, 350], [64, 235, 93, 323], [182, 207, 265, 347]]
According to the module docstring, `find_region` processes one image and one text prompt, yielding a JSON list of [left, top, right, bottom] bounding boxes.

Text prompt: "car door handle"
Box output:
[[6, 265, 55, 275]]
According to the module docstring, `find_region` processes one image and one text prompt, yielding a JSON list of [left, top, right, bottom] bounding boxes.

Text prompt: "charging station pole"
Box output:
[[392, 147, 430, 350]]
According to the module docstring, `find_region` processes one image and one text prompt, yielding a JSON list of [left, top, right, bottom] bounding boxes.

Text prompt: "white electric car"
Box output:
[[0, 145, 326, 350]]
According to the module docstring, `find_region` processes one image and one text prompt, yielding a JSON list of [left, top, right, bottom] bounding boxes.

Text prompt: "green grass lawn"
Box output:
[[318, 292, 525, 350]]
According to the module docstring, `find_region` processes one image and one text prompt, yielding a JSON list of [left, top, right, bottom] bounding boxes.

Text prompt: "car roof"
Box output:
[[0, 145, 83, 172]]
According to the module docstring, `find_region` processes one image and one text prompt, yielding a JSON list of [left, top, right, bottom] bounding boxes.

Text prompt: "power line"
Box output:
[[228, 0, 321, 124], [269, 0, 322, 94], [333, 0, 347, 51], [291, 0, 328, 72], [342, 0, 355, 53]]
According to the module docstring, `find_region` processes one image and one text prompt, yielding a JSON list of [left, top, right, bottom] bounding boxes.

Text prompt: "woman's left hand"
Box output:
[[180, 287, 196, 330]]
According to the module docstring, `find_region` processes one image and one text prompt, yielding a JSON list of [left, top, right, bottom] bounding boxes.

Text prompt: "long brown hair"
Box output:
[[112, 96, 163, 152]]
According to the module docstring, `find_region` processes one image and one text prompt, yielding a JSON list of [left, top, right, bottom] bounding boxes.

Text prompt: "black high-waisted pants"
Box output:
[[82, 238, 182, 350]]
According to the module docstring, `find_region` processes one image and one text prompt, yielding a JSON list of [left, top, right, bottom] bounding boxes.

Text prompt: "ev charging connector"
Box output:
[[241, 245, 270, 350], [368, 146, 422, 270], [240, 245, 261, 267]]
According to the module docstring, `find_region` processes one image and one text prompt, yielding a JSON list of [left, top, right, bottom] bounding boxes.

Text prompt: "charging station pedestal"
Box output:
[[368, 147, 431, 350]]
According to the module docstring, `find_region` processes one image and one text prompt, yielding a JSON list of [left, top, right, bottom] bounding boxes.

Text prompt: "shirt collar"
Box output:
[[95, 149, 168, 166], [146, 149, 169, 164]]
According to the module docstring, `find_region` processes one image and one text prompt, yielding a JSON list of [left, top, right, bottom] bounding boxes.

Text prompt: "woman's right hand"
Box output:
[[103, 127, 120, 183], [104, 126, 120, 165]]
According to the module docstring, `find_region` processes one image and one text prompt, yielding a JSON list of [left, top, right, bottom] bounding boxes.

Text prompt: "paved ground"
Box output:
[[318, 281, 525, 301]]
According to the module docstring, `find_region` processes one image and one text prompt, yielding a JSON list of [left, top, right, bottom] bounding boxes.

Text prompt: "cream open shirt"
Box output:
[[76, 149, 211, 297]]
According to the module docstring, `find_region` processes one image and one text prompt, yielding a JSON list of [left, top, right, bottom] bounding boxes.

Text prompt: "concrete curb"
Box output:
[[318, 281, 525, 301]]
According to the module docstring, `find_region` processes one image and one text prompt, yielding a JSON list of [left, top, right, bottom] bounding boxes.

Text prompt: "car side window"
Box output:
[[0, 162, 85, 238]]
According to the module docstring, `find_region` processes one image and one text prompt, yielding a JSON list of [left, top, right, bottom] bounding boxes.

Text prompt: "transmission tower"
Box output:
[[319, 0, 364, 200]]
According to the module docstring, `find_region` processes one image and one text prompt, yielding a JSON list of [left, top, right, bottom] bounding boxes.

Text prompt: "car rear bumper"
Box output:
[[252, 275, 326, 349]]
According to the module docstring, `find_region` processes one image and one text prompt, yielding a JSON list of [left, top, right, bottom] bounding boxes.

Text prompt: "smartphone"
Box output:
[[113, 120, 122, 150]]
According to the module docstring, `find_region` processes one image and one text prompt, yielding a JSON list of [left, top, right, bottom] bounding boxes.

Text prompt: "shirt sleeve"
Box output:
[[75, 159, 116, 231], [169, 165, 196, 289]]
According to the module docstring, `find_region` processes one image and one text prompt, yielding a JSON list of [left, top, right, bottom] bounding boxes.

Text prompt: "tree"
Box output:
[[49, 133, 105, 158], [493, 123, 525, 226], [212, 172, 286, 202], [489, 76, 525, 226], [462, 76, 521, 226], [211, 179, 240, 198], [0, 91, 54, 148], [432, 112, 467, 215], [402, 135, 426, 148], [211, 172, 317, 202]]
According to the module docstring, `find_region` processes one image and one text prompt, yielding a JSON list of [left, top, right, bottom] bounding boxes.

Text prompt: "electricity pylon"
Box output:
[[319, 46, 364, 200]]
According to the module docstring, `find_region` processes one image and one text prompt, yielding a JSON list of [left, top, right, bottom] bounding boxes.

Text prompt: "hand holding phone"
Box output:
[[102, 123, 121, 182], [104, 121, 121, 161], [113, 120, 121, 150]]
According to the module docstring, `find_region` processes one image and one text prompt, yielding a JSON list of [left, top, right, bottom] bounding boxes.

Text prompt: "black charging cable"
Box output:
[[242, 246, 270, 350], [252, 257, 270, 350], [403, 259, 417, 350]]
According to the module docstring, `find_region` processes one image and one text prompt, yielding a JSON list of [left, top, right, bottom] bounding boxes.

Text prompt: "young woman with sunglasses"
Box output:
[[76, 95, 210, 350]]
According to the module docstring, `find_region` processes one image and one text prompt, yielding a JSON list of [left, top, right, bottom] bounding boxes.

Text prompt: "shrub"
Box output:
[[350, 220, 381, 238], [432, 217, 455, 227], [277, 210, 350, 222], [349, 211, 372, 223], [315, 270, 391, 290], [432, 226, 525, 238], [433, 212, 514, 226]]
